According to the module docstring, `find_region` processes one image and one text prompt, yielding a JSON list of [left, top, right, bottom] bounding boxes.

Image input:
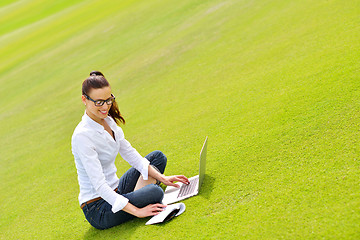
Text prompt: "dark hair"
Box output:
[[82, 71, 125, 125]]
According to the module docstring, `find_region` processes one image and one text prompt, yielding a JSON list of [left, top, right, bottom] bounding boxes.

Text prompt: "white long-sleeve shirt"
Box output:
[[71, 113, 149, 213]]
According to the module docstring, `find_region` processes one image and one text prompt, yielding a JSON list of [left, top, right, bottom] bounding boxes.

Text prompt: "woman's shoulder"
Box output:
[[72, 120, 96, 142]]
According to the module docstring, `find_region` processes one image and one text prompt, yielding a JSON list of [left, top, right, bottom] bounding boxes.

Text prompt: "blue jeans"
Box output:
[[82, 150, 167, 229]]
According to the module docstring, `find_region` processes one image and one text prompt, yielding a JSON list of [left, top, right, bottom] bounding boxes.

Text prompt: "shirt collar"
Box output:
[[82, 111, 105, 133], [105, 115, 117, 129], [82, 111, 117, 133]]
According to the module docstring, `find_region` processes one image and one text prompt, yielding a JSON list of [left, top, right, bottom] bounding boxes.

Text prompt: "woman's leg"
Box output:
[[83, 184, 164, 229], [144, 150, 167, 174], [116, 150, 167, 194], [134, 150, 167, 190], [83, 151, 167, 229]]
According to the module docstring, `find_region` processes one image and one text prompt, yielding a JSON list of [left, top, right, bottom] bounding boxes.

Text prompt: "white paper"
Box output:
[[145, 203, 186, 225]]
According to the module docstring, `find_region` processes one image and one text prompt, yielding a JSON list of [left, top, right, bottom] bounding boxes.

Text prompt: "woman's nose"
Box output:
[[101, 103, 110, 110]]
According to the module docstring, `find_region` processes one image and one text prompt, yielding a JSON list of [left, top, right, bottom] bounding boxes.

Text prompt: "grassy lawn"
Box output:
[[0, 0, 359, 239]]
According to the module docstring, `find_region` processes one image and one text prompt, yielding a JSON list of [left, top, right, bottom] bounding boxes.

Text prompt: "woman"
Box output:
[[71, 71, 189, 229]]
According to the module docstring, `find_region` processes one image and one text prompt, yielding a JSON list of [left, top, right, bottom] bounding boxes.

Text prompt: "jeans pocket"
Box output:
[[83, 201, 106, 230], [83, 202, 96, 215]]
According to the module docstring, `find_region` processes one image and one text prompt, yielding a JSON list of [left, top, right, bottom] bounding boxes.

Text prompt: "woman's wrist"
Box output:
[[122, 202, 141, 217], [158, 174, 166, 184]]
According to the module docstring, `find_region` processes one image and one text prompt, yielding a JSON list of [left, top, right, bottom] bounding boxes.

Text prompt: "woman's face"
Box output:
[[82, 86, 112, 124]]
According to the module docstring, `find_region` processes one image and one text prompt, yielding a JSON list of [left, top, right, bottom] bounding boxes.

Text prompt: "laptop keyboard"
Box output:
[[177, 178, 198, 198]]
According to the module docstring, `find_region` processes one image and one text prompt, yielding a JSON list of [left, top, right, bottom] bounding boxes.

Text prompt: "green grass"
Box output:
[[0, 0, 359, 239]]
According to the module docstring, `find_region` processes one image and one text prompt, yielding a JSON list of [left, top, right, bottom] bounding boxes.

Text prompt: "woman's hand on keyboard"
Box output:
[[161, 175, 190, 188]]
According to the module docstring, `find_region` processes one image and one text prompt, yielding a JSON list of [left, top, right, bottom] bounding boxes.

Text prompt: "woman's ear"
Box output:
[[81, 95, 87, 106]]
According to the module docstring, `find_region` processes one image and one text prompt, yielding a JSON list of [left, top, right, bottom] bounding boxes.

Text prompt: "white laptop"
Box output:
[[162, 137, 208, 204]]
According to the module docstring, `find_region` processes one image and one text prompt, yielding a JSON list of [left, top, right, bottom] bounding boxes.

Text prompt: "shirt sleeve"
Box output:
[[116, 127, 150, 180], [73, 133, 129, 213]]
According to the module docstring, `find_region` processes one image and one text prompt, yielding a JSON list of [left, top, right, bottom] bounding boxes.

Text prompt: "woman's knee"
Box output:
[[154, 150, 167, 162], [147, 184, 164, 203], [147, 150, 167, 173]]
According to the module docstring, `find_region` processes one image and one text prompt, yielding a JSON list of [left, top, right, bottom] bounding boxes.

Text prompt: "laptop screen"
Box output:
[[198, 137, 208, 189]]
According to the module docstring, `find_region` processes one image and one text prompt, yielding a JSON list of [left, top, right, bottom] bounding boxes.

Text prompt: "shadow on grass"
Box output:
[[199, 174, 215, 200]]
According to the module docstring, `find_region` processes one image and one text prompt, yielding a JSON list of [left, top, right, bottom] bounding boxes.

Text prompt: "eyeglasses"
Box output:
[[84, 94, 116, 106]]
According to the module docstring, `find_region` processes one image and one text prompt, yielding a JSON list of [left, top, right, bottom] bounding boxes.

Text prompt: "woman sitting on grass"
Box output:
[[71, 71, 189, 230]]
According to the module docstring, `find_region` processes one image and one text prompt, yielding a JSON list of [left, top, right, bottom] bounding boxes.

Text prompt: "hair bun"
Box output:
[[90, 71, 104, 76]]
